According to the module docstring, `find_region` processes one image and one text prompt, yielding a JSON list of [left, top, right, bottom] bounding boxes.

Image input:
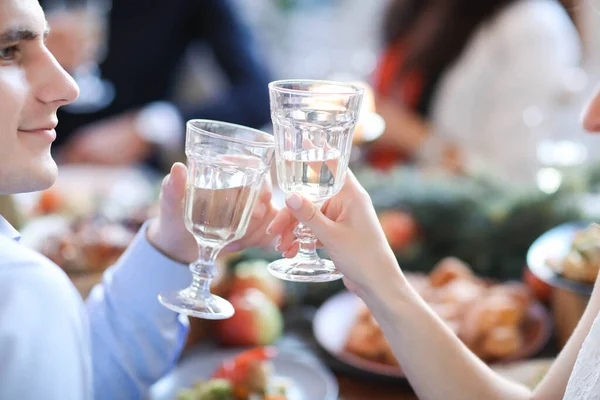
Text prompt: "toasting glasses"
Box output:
[[159, 120, 275, 319], [267, 80, 364, 282]]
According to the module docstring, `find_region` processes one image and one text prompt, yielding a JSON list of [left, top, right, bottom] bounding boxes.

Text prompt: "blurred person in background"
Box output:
[[368, 0, 580, 185], [41, 0, 271, 168], [0, 0, 276, 398]]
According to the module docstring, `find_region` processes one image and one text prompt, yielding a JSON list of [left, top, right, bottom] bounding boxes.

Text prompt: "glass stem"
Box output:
[[294, 223, 321, 262], [188, 245, 220, 299]]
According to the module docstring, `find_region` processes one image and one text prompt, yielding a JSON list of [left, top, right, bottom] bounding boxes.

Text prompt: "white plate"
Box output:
[[527, 221, 595, 295], [19, 214, 71, 251], [313, 291, 357, 355], [313, 291, 404, 378], [148, 346, 339, 400]]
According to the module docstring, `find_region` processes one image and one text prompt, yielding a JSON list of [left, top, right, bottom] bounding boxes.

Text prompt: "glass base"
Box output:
[[268, 257, 343, 283], [158, 288, 234, 320]]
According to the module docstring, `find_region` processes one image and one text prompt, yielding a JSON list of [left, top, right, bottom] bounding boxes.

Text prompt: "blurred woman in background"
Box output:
[[369, 0, 580, 185]]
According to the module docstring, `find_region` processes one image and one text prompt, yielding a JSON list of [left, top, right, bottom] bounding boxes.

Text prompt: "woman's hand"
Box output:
[[267, 170, 402, 294]]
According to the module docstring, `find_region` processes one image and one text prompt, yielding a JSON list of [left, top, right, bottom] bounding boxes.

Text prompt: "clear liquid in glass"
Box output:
[[272, 108, 356, 203], [278, 148, 346, 204], [185, 155, 263, 248]]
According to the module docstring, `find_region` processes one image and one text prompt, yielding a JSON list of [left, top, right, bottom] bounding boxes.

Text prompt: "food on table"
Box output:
[[377, 210, 420, 251], [213, 289, 283, 347], [39, 216, 134, 273], [175, 347, 291, 400], [345, 258, 533, 365], [547, 224, 600, 284], [176, 379, 232, 400], [35, 188, 66, 215], [429, 257, 474, 287], [120, 203, 158, 232], [34, 203, 157, 273], [480, 326, 523, 358], [228, 260, 286, 308]]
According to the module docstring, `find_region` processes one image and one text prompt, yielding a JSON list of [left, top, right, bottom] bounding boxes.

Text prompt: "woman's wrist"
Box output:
[[354, 254, 415, 306], [359, 269, 422, 330]]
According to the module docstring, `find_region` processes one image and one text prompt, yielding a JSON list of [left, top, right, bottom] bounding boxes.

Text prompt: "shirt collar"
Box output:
[[0, 215, 21, 242]]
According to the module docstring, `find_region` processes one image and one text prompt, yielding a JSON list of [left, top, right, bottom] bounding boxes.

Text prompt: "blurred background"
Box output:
[[6, 0, 600, 399]]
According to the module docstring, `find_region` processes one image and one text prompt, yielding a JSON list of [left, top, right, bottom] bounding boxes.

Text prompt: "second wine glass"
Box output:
[[268, 80, 364, 282], [159, 120, 275, 319]]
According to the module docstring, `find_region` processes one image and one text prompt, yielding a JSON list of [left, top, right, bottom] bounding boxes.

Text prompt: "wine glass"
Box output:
[[159, 120, 275, 319], [268, 80, 364, 282], [44, 0, 115, 113]]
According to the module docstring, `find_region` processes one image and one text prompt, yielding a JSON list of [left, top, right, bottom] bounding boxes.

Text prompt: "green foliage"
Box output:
[[357, 167, 582, 280]]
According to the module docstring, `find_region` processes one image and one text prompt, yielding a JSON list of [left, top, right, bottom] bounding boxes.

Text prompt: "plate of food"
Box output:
[[19, 213, 143, 274], [313, 258, 552, 378], [527, 221, 597, 295], [149, 346, 339, 400]]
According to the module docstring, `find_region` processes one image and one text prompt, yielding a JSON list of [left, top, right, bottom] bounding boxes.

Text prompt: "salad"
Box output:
[[176, 347, 291, 400]]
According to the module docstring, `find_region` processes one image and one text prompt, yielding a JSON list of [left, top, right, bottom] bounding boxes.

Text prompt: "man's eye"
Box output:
[[0, 46, 19, 61]]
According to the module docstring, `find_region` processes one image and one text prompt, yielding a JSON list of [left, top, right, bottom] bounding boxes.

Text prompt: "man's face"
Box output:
[[0, 0, 78, 195]]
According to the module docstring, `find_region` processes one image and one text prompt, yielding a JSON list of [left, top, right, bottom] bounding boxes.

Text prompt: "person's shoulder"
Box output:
[[491, 0, 577, 41], [0, 235, 69, 281], [0, 239, 90, 400], [0, 236, 82, 308], [0, 234, 55, 267]]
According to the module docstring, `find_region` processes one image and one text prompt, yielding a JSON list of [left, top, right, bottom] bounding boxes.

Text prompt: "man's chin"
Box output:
[[0, 158, 59, 195], [28, 158, 59, 193]]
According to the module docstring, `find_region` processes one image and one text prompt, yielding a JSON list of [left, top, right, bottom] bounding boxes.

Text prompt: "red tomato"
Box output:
[[212, 346, 278, 384], [37, 189, 64, 214], [378, 210, 419, 250]]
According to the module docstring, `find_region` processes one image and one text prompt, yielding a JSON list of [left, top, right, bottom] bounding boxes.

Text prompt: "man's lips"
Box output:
[[18, 127, 57, 141]]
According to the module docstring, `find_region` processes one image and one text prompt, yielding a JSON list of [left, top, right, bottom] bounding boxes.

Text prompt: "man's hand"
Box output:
[[147, 163, 277, 264]]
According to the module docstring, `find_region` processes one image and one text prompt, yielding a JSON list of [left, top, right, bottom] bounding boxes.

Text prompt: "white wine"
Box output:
[[271, 105, 356, 204], [184, 157, 263, 247], [277, 148, 347, 204]]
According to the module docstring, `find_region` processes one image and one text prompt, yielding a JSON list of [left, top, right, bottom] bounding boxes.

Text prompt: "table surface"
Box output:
[[337, 375, 417, 400]]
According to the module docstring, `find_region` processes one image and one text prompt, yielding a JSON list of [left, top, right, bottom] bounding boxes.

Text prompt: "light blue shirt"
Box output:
[[0, 215, 192, 399]]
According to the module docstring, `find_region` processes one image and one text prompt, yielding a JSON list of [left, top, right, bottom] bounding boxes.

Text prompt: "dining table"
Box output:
[[337, 375, 417, 400]]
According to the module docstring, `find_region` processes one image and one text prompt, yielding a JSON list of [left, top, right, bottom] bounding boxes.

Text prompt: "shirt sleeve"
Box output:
[[86, 221, 192, 400]]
